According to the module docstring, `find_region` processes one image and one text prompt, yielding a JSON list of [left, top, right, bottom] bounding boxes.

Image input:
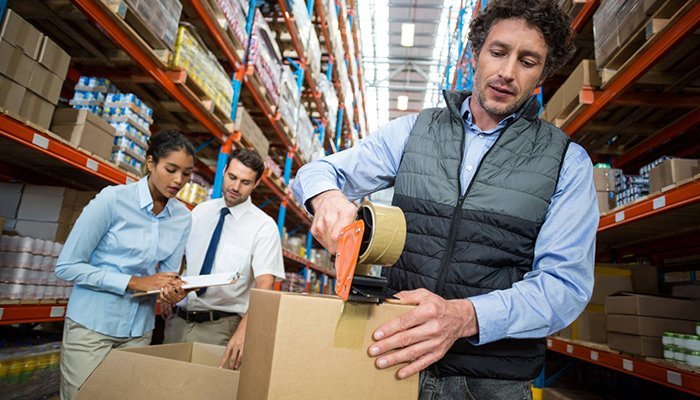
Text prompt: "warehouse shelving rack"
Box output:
[[0, 0, 373, 322]]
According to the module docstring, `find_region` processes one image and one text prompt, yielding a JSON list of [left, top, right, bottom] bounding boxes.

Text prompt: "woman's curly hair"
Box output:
[[468, 0, 576, 80]]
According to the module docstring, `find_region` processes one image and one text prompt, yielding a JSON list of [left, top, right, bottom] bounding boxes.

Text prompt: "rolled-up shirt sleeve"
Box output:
[[55, 187, 132, 295], [468, 143, 598, 345]]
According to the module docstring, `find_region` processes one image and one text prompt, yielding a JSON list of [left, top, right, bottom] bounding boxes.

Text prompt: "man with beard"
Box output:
[[292, 0, 597, 398], [164, 148, 285, 370]]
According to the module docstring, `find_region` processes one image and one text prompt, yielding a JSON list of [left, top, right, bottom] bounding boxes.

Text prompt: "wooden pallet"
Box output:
[[551, 86, 596, 128], [168, 69, 235, 132]]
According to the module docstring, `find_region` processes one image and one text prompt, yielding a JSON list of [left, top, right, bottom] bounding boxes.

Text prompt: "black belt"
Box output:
[[175, 307, 238, 323]]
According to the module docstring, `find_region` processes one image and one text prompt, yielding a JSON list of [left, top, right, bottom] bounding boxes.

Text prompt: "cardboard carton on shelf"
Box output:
[[596, 191, 615, 213], [594, 263, 658, 296], [565, 304, 608, 344], [16, 185, 78, 224], [604, 293, 700, 321], [593, 168, 623, 192], [76, 343, 239, 400], [0, 39, 34, 87], [14, 220, 71, 243], [649, 158, 700, 193], [238, 289, 419, 400], [671, 284, 700, 300], [37, 36, 71, 79], [607, 332, 662, 358], [606, 314, 697, 337], [18, 91, 55, 130], [543, 59, 601, 123], [51, 108, 117, 160], [0, 9, 44, 59], [0, 74, 28, 115], [26, 62, 63, 105]]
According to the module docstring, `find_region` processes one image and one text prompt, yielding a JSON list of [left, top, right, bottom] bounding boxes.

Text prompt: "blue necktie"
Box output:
[[196, 207, 230, 296]]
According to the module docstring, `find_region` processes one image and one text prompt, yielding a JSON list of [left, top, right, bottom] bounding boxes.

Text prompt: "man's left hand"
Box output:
[[220, 319, 246, 369], [368, 289, 478, 379]]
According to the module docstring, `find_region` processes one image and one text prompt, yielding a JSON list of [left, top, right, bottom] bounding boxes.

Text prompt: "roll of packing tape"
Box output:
[[356, 201, 406, 267]]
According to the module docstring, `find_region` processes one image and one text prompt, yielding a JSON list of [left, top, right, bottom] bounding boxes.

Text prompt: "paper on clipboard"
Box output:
[[131, 272, 241, 297]]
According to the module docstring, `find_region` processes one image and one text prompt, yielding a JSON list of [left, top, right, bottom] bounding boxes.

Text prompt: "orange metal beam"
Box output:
[[613, 108, 700, 167], [562, 2, 700, 136], [71, 0, 226, 143], [0, 304, 66, 326], [0, 114, 132, 185], [571, 0, 600, 33], [598, 179, 700, 232], [611, 92, 700, 108], [548, 337, 700, 396]]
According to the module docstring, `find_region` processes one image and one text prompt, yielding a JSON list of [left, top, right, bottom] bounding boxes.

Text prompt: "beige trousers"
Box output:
[[163, 310, 242, 346], [59, 318, 152, 400]]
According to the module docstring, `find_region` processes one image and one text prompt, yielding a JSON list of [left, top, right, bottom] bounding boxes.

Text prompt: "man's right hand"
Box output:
[[310, 190, 357, 254], [127, 272, 182, 292]]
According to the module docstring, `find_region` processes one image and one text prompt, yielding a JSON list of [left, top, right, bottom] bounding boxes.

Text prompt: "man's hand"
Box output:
[[220, 316, 247, 369], [159, 281, 187, 304], [127, 272, 182, 292], [368, 289, 478, 379], [310, 190, 357, 254]]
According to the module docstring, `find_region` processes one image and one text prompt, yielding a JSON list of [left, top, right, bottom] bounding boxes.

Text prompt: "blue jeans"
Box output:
[[419, 370, 532, 400]]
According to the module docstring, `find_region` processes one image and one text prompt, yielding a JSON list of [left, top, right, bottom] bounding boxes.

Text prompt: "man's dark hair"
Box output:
[[147, 130, 196, 164], [227, 148, 265, 181], [468, 0, 575, 80]]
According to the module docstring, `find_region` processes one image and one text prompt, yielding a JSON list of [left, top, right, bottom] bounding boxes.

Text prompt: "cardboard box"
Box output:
[[0, 182, 23, 219], [604, 293, 700, 321], [17, 185, 77, 223], [0, 9, 44, 59], [544, 60, 601, 121], [607, 332, 662, 357], [593, 168, 622, 192], [595, 263, 658, 295], [0, 74, 27, 115], [235, 106, 270, 156], [239, 289, 419, 400], [19, 91, 55, 130], [0, 39, 34, 86], [51, 109, 117, 160], [591, 266, 633, 305], [74, 191, 97, 210], [606, 314, 696, 337], [572, 305, 608, 344], [14, 220, 71, 242], [597, 191, 615, 213], [26, 63, 63, 105], [37, 36, 71, 79], [77, 343, 239, 400], [649, 159, 700, 193], [671, 284, 700, 299], [543, 388, 605, 400]]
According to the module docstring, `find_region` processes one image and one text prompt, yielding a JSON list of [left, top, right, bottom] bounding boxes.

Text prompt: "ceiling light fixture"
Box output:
[[401, 23, 415, 47], [397, 95, 409, 110]]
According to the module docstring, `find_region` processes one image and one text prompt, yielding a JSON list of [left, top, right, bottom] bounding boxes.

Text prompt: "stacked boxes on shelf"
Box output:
[[593, 167, 623, 213], [0, 235, 72, 301], [278, 65, 301, 133], [0, 332, 61, 399], [318, 74, 338, 139], [123, 0, 182, 50], [68, 76, 153, 175], [615, 175, 649, 207], [249, 13, 283, 107], [605, 293, 700, 358], [296, 105, 322, 162], [171, 25, 234, 118], [234, 106, 270, 157], [0, 10, 71, 130], [215, 0, 249, 49], [647, 157, 700, 193], [542, 60, 601, 126], [306, 18, 322, 81], [290, 0, 312, 52], [50, 109, 117, 162]]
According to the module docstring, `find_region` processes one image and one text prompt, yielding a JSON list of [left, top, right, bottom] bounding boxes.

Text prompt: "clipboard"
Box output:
[[131, 272, 241, 297]]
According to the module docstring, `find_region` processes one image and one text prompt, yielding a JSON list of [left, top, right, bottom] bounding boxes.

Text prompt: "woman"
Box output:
[[55, 130, 195, 400]]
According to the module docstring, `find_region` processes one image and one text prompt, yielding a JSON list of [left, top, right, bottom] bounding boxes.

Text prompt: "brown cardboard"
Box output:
[[544, 60, 601, 121], [543, 388, 605, 400], [607, 332, 662, 357], [37, 36, 71, 79], [593, 168, 622, 192], [14, 220, 71, 242], [74, 191, 97, 210], [0, 9, 43, 59], [604, 293, 700, 321], [239, 289, 419, 400], [26, 63, 63, 105], [574, 306, 608, 344], [235, 106, 270, 156], [51, 109, 117, 160], [606, 314, 696, 337], [17, 185, 77, 223], [77, 343, 239, 400], [0, 74, 27, 116], [596, 191, 615, 213], [649, 159, 700, 193], [0, 39, 34, 86], [645, 18, 669, 40], [595, 263, 658, 295], [671, 284, 700, 299], [591, 266, 632, 305], [19, 91, 55, 130]]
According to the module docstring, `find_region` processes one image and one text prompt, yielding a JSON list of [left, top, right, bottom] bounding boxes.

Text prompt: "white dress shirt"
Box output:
[[180, 197, 285, 314]]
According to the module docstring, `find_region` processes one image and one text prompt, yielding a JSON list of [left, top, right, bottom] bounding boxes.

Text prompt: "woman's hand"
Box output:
[[159, 282, 188, 304], [128, 272, 182, 292]]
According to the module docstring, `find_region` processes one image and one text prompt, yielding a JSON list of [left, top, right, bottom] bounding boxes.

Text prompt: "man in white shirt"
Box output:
[[164, 148, 285, 369]]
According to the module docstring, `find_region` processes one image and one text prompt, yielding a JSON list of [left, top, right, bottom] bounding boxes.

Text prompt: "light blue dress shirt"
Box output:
[[56, 178, 191, 338], [292, 97, 598, 346]]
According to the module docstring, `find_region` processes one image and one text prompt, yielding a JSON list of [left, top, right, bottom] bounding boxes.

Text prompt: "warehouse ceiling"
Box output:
[[357, 0, 470, 132]]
